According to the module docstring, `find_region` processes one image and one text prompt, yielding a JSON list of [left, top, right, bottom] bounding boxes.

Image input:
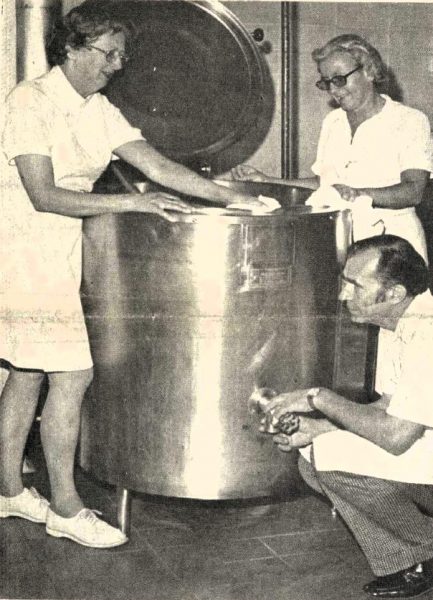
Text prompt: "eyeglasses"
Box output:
[[315, 65, 362, 91], [86, 44, 130, 65]]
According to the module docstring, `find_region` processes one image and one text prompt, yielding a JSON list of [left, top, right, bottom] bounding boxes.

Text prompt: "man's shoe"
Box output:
[[0, 487, 49, 523], [46, 507, 128, 548], [363, 563, 433, 598]]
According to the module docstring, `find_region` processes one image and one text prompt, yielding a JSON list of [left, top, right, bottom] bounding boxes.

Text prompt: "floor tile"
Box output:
[[47, 549, 196, 600], [156, 537, 274, 564], [193, 554, 366, 600], [1, 458, 378, 600], [260, 526, 356, 556]]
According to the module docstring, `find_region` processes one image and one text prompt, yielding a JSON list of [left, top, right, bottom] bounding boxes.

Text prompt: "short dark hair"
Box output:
[[47, 1, 130, 66], [312, 34, 386, 85], [347, 235, 428, 297]]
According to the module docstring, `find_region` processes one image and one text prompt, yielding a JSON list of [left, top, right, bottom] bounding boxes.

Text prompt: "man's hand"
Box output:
[[262, 389, 317, 424], [273, 415, 338, 452], [273, 431, 313, 453]]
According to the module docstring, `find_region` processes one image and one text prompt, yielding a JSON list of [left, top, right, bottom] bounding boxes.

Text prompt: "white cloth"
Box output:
[[0, 66, 144, 371], [227, 194, 281, 213], [309, 291, 433, 484], [305, 185, 347, 210], [312, 95, 431, 260]]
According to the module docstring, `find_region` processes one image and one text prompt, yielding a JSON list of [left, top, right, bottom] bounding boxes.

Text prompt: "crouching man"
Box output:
[[264, 234, 433, 598]]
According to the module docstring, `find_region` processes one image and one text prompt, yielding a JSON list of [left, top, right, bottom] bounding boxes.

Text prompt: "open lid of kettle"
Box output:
[[81, 0, 267, 172]]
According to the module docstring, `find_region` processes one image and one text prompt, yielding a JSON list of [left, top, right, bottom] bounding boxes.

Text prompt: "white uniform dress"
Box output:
[[1, 66, 144, 372], [312, 95, 432, 260]]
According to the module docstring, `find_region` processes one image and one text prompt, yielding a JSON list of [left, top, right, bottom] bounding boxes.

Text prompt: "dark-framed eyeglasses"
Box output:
[[86, 44, 130, 65], [315, 65, 362, 91]]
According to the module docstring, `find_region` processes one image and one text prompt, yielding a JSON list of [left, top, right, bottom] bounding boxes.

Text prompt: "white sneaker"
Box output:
[[0, 487, 49, 523], [46, 508, 128, 548]]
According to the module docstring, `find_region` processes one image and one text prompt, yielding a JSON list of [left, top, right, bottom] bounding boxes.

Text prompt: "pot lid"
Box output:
[[90, 0, 266, 164]]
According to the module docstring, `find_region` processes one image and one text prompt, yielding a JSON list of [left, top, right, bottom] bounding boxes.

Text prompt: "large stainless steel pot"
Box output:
[[80, 191, 350, 499], [77, 0, 353, 505]]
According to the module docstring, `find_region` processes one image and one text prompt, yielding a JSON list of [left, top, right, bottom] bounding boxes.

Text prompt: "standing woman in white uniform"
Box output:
[[234, 34, 432, 260], [0, 3, 265, 549]]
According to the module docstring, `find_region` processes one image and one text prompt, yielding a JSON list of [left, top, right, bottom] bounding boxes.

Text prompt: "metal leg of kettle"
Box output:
[[331, 300, 345, 390], [116, 487, 131, 535], [364, 325, 379, 400]]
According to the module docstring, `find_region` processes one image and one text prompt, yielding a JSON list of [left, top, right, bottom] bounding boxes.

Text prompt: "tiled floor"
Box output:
[[2, 440, 376, 600], [1, 320, 432, 600]]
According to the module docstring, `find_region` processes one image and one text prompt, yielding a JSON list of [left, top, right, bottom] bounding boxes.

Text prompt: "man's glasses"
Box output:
[[86, 44, 130, 65], [316, 65, 362, 91]]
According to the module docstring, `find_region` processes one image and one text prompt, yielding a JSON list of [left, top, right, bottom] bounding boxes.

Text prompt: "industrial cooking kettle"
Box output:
[[79, 0, 352, 501]]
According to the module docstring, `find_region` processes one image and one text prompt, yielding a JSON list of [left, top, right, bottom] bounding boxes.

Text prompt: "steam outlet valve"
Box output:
[[248, 387, 300, 435]]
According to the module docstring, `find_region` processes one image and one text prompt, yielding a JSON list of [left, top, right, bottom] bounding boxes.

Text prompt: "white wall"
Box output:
[[225, 1, 282, 176]]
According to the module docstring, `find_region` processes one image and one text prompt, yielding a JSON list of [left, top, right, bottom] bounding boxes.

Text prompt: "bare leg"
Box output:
[[41, 368, 93, 518], [0, 367, 44, 496]]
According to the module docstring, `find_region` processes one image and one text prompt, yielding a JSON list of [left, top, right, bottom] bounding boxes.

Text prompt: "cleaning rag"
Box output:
[[227, 194, 281, 214]]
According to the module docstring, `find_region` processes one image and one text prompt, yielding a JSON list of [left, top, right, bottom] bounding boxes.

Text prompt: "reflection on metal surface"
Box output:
[[184, 318, 224, 498], [191, 221, 231, 313], [80, 196, 348, 499], [181, 217, 230, 496], [16, 0, 61, 81], [247, 334, 278, 376], [335, 209, 353, 266]]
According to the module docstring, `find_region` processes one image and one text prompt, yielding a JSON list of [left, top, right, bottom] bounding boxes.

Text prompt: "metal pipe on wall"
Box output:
[[281, 1, 298, 179], [16, 0, 61, 82]]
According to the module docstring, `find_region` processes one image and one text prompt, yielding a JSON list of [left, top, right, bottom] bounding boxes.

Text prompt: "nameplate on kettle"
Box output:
[[239, 264, 292, 292]]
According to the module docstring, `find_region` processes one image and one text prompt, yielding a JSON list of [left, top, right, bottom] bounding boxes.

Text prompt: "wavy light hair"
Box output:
[[312, 34, 387, 84]]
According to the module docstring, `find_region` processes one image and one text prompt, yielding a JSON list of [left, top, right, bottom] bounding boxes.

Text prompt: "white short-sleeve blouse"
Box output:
[[312, 95, 432, 259], [0, 66, 143, 371]]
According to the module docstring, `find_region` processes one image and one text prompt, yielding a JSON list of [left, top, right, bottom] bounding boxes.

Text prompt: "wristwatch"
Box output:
[[306, 387, 320, 411]]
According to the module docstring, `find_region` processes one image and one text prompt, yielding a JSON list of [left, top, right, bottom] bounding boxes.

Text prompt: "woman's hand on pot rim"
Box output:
[[134, 192, 192, 221], [231, 164, 271, 182]]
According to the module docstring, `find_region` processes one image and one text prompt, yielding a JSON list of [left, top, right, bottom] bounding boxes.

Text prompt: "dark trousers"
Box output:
[[298, 455, 433, 576]]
